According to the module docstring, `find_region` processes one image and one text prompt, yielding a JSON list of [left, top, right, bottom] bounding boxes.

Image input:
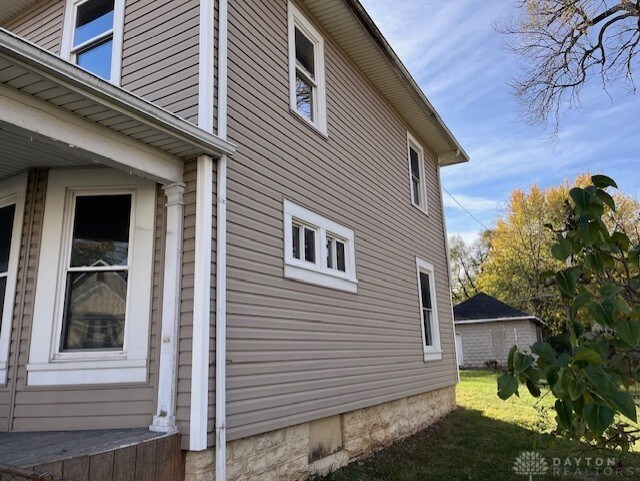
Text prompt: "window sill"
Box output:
[[289, 107, 328, 139], [285, 264, 358, 293], [423, 350, 443, 362], [27, 359, 147, 386], [411, 202, 429, 216]]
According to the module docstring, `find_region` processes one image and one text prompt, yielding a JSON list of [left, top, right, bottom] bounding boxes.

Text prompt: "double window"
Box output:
[[0, 174, 26, 385], [408, 133, 428, 213], [284, 200, 357, 293], [61, 0, 125, 83], [416, 258, 442, 361], [288, 1, 327, 134], [28, 170, 155, 386]]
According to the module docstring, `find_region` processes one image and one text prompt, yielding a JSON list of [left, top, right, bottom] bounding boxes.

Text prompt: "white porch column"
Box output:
[[150, 182, 186, 433]]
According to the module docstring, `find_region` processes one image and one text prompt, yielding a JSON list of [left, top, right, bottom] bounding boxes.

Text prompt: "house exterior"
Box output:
[[0, 1, 469, 480], [454, 293, 544, 369]]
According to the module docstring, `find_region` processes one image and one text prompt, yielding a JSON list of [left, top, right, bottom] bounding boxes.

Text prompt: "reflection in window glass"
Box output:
[[76, 39, 113, 80], [0, 204, 16, 273], [326, 236, 334, 269], [74, 0, 114, 46], [292, 224, 301, 260], [336, 240, 346, 272], [296, 74, 313, 121], [0, 277, 6, 325], [61, 271, 127, 350], [62, 194, 132, 351]]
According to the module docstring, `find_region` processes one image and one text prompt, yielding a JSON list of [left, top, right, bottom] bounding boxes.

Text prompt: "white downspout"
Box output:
[[215, 0, 229, 479]]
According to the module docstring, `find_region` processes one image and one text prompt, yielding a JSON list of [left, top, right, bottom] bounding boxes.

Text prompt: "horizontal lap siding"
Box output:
[[224, 0, 457, 442], [121, 0, 201, 125], [177, 160, 217, 450], [2, 0, 64, 54], [10, 171, 163, 431]]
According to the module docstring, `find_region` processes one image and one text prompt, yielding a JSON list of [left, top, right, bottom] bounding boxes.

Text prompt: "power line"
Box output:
[[442, 185, 490, 231]]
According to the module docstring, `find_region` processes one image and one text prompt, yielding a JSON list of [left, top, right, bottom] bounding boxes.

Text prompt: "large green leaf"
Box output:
[[588, 301, 613, 327], [591, 175, 618, 189], [574, 346, 604, 364], [617, 320, 640, 348], [609, 391, 638, 423], [570, 188, 590, 213], [595, 189, 616, 211], [498, 373, 519, 400], [556, 399, 573, 430], [584, 365, 611, 394], [556, 271, 577, 299], [583, 404, 614, 437], [531, 342, 557, 364]]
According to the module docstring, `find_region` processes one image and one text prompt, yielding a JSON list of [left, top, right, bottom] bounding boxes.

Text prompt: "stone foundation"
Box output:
[[185, 386, 456, 481]]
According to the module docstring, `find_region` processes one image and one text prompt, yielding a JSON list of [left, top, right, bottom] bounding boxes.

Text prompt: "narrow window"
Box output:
[[416, 258, 441, 361], [60, 194, 131, 351], [292, 223, 301, 260], [0, 204, 16, 328], [407, 133, 428, 213], [303, 226, 316, 263], [289, 2, 327, 133], [326, 235, 347, 273], [62, 0, 125, 83]]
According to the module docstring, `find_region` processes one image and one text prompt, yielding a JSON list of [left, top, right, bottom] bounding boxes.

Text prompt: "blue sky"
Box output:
[[360, 0, 640, 244]]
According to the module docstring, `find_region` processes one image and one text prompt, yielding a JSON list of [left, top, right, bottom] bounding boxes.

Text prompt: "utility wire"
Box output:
[[442, 186, 490, 231]]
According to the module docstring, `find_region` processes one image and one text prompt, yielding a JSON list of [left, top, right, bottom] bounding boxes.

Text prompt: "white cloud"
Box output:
[[442, 193, 500, 213]]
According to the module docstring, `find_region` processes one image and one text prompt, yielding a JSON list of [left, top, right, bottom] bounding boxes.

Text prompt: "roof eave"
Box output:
[[343, 0, 469, 166]]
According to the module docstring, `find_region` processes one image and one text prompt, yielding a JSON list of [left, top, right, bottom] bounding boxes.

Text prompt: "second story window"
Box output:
[[288, 1, 327, 134], [61, 0, 125, 83], [407, 132, 428, 214]]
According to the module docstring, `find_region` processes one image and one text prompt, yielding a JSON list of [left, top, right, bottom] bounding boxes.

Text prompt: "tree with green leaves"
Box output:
[[498, 175, 640, 450]]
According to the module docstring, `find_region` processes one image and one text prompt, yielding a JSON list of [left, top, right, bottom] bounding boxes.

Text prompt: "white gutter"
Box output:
[[215, 0, 229, 478], [454, 316, 545, 325], [190, 0, 216, 452]]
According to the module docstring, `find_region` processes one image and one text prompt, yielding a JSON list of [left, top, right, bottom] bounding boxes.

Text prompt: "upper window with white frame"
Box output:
[[28, 169, 155, 386], [416, 258, 442, 362], [407, 133, 428, 213], [284, 200, 357, 293], [0, 174, 26, 385], [61, 0, 125, 83], [288, 1, 327, 134]]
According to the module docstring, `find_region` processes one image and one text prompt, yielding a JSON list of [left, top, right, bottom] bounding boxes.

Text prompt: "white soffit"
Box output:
[[301, 0, 469, 166]]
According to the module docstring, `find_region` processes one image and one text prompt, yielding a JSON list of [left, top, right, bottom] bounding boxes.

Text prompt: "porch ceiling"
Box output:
[[0, 122, 99, 180]]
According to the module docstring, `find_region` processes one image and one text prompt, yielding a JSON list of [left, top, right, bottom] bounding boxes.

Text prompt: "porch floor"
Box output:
[[0, 428, 167, 467]]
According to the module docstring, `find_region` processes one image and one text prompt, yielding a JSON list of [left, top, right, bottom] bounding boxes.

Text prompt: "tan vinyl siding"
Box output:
[[177, 160, 217, 450], [224, 0, 457, 443], [1, 0, 64, 54], [6, 169, 163, 432], [456, 320, 539, 368], [121, 0, 201, 125]]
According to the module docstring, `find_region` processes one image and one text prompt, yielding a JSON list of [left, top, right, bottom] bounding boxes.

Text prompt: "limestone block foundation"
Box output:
[[185, 385, 456, 481]]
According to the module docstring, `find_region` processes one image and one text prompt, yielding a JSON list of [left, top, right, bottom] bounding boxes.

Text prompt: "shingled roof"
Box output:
[[454, 293, 541, 324]]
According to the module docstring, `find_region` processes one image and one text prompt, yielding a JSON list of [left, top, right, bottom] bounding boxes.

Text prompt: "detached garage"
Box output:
[[453, 293, 545, 368]]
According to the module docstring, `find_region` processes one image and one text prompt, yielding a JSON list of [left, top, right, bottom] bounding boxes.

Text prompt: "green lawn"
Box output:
[[319, 370, 640, 481]]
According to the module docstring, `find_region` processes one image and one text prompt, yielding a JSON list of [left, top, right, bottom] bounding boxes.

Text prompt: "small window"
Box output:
[[62, 0, 125, 83], [288, 1, 327, 134], [407, 133, 428, 213], [284, 200, 357, 293], [416, 258, 441, 361]]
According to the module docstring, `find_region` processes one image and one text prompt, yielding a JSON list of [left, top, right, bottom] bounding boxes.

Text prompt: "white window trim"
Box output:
[[0, 174, 27, 385], [284, 200, 357, 293], [288, 1, 327, 135], [27, 169, 155, 386], [407, 132, 428, 215], [416, 257, 442, 362], [61, 0, 126, 85]]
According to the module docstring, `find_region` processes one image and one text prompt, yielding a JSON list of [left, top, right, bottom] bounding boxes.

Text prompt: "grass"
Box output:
[[319, 370, 640, 481]]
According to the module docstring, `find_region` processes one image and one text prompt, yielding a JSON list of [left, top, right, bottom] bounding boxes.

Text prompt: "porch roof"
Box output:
[[0, 28, 235, 181]]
